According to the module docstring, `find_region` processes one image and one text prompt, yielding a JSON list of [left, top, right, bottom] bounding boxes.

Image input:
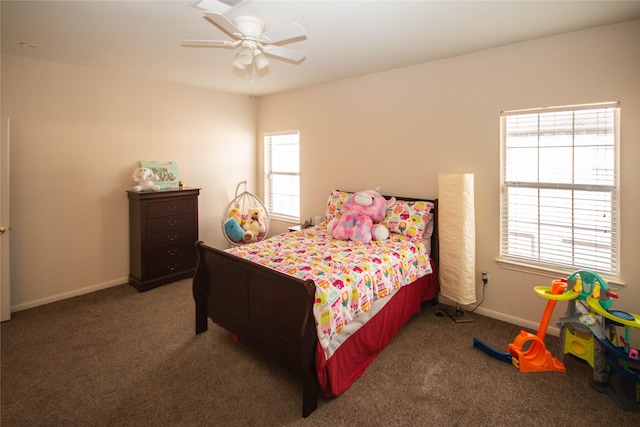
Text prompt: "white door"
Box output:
[[1, 118, 10, 321]]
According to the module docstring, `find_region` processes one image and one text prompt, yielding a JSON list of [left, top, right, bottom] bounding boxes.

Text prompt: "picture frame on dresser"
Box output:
[[140, 160, 180, 190], [127, 187, 200, 291]]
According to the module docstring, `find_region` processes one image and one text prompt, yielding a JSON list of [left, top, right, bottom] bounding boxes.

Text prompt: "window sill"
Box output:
[[495, 258, 625, 290], [270, 214, 300, 225]]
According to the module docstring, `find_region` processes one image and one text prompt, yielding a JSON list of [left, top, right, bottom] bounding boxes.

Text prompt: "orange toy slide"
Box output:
[[507, 280, 567, 373]]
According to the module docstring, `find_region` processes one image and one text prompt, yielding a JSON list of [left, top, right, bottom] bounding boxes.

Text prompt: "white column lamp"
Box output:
[[438, 173, 477, 322]]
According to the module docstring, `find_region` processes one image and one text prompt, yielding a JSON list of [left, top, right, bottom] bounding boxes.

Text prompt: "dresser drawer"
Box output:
[[146, 226, 196, 247], [145, 242, 196, 279], [145, 198, 195, 218], [146, 213, 195, 233]]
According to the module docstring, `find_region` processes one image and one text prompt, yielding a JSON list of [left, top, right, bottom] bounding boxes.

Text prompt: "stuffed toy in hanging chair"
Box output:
[[242, 208, 267, 242], [224, 206, 247, 243], [327, 188, 396, 242]]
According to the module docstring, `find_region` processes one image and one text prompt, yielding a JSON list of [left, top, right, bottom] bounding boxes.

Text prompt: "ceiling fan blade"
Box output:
[[190, 0, 231, 13], [261, 45, 306, 62], [192, 0, 252, 13], [180, 39, 241, 48], [203, 11, 245, 38], [259, 22, 307, 44]]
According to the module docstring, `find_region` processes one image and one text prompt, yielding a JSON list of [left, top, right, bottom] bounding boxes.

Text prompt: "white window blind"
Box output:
[[264, 131, 300, 221], [500, 102, 619, 276]]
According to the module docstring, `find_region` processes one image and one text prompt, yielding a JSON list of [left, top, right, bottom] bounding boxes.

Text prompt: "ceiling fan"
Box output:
[[181, 12, 307, 71]]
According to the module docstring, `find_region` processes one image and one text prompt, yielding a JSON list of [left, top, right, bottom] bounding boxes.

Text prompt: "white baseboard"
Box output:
[[440, 302, 560, 337], [11, 277, 128, 313], [472, 306, 560, 337]]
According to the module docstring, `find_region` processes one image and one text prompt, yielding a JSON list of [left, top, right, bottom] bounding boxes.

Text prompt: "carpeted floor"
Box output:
[[1, 279, 639, 426]]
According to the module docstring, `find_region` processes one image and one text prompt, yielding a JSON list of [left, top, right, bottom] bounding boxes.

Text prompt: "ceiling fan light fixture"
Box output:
[[254, 51, 269, 70], [232, 54, 247, 70], [236, 45, 254, 65]]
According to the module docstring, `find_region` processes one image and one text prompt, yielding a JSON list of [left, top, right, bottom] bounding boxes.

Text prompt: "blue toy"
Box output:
[[224, 217, 246, 243]]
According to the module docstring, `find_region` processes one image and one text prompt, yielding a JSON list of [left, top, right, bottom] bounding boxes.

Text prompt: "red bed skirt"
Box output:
[[315, 262, 439, 398]]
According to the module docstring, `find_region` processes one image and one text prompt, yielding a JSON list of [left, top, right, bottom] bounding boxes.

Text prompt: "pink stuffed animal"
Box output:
[[327, 189, 396, 242]]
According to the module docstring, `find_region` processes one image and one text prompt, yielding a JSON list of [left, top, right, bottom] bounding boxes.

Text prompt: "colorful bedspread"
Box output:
[[226, 224, 432, 350]]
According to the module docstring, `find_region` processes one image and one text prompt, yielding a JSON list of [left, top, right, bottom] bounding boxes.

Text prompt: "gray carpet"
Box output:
[[2, 279, 639, 426]]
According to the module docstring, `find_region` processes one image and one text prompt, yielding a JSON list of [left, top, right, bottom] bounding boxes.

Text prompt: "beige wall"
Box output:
[[2, 20, 638, 344], [258, 21, 640, 337], [1, 55, 257, 310]]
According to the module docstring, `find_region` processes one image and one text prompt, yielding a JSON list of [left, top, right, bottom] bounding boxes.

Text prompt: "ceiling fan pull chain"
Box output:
[[247, 69, 254, 86]]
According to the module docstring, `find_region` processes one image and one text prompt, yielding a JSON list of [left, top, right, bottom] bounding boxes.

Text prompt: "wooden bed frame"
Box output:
[[192, 197, 438, 417]]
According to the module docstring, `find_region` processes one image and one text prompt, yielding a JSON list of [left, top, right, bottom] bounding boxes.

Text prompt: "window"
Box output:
[[264, 131, 300, 221], [500, 102, 619, 277]]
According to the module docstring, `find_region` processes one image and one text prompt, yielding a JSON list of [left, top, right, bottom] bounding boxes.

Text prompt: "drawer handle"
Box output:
[[166, 264, 178, 271], [165, 205, 178, 212], [166, 233, 179, 241], [166, 248, 179, 256], [166, 219, 179, 226]]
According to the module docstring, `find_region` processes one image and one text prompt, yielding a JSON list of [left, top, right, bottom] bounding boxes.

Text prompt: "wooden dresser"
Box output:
[[127, 188, 200, 291]]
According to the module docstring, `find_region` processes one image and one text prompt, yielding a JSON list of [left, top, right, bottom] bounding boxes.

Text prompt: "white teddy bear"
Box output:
[[132, 167, 160, 192], [242, 208, 267, 242]]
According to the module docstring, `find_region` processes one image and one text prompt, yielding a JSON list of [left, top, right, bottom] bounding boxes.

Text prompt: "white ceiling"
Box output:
[[2, 0, 640, 96]]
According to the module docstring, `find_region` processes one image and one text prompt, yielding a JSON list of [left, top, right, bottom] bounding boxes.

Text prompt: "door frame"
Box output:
[[1, 117, 11, 321]]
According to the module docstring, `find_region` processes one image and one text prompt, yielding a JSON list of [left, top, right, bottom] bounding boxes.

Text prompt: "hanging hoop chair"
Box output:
[[222, 181, 270, 245]]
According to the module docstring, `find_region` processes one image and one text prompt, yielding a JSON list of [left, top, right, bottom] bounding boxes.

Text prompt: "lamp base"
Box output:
[[440, 304, 475, 323]]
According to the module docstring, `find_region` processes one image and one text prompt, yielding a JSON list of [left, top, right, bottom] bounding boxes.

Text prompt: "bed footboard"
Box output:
[[192, 241, 318, 417]]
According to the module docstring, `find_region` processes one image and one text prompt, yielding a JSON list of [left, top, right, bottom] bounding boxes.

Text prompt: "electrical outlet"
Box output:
[[482, 272, 489, 286]]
